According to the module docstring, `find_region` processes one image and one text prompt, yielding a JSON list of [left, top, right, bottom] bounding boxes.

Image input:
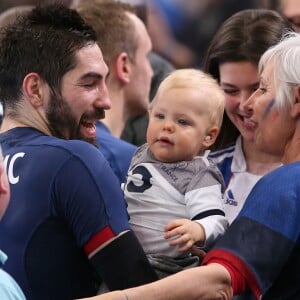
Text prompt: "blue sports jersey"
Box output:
[[96, 121, 136, 184], [204, 162, 300, 299], [0, 127, 130, 300]]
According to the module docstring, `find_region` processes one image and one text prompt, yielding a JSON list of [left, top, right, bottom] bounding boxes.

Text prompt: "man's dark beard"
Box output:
[[46, 92, 99, 147], [76, 129, 99, 148]]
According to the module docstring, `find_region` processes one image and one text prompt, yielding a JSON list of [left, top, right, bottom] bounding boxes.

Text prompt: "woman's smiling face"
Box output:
[[219, 61, 259, 142]]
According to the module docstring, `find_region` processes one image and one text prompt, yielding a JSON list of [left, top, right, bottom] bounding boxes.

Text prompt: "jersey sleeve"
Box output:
[[51, 143, 130, 255], [52, 143, 158, 290], [185, 165, 228, 249], [203, 164, 300, 298]]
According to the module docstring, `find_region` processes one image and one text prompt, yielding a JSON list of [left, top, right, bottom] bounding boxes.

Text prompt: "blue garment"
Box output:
[[152, 0, 185, 34], [0, 127, 130, 300], [96, 121, 136, 184], [0, 250, 25, 300], [209, 144, 235, 186], [204, 162, 300, 299]]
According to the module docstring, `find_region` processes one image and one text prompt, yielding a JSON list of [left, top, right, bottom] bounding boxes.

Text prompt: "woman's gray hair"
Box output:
[[259, 31, 300, 112]]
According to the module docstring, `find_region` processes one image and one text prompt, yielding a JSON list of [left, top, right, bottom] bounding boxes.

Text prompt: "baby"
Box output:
[[124, 69, 228, 276]]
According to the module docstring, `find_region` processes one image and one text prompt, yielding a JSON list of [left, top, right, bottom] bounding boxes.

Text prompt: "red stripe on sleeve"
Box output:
[[202, 249, 261, 299], [84, 226, 116, 256]]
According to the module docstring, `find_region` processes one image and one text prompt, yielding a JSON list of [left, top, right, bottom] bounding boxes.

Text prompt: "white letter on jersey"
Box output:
[[4, 152, 25, 184]]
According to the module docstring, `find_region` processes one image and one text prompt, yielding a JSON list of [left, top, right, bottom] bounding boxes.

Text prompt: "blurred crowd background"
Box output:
[[0, 0, 294, 69]]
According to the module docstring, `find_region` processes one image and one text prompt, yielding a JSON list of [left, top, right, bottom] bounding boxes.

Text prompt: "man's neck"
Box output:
[[102, 87, 127, 138], [1, 107, 51, 136]]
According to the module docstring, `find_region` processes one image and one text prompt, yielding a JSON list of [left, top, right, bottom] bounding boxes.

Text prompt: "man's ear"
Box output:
[[22, 73, 47, 108], [115, 52, 131, 84], [291, 85, 300, 119], [202, 126, 219, 148]]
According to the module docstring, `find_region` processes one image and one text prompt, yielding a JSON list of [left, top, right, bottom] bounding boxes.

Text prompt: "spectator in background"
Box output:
[[146, 0, 258, 68], [269, 0, 300, 32], [75, 0, 153, 184], [204, 9, 291, 224], [205, 11, 292, 298], [120, 0, 175, 147], [146, 0, 198, 68]]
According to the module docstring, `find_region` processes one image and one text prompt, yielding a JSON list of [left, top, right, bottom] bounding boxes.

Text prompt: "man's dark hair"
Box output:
[[0, 3, 97, 110]]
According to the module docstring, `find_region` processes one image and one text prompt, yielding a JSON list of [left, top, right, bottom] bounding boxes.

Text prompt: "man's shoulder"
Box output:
[[50, 138, 99, 155], [47, 139, 110, 173], [1, 127, 98, 155], [26, 135, 102, 164], [2, 127, 105, 165]]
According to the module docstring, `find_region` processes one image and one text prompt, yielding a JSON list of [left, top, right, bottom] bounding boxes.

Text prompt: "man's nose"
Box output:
[[95, 84, 111, 110]]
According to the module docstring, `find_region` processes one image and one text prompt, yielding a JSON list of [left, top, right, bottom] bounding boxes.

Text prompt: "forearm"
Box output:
[[126, 264, 232, 300], [82, 263, 232, 300]]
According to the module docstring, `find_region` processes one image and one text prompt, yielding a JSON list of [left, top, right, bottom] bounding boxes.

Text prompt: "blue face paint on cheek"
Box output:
[[262, 99, 275, 119]]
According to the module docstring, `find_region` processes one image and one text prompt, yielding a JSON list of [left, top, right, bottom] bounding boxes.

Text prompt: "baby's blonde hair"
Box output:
[[151, 68, 225, 128]]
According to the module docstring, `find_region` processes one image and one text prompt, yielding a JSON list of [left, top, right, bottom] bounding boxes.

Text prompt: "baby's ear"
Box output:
[[202, 126, 219, 148]]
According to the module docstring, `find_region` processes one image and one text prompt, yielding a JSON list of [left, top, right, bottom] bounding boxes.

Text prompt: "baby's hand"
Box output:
[[164, 219, 205, 253]]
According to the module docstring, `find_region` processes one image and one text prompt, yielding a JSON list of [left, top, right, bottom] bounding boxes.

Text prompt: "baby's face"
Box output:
[[146, 87, 212, 163]]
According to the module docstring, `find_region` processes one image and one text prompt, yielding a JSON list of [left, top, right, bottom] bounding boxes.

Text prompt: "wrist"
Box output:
[[193, 220, 206, 244]]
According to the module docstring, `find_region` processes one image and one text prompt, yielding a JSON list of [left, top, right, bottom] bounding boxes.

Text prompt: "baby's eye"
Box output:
[[154, 113, 164, 119], [178, 119, 189, 125]]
